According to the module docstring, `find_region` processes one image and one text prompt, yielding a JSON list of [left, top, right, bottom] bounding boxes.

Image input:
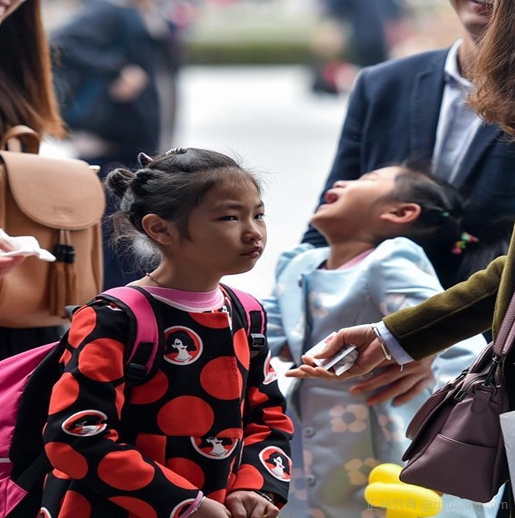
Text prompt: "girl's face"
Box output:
[[168, 180, 266, 289], [311, 166, 401, 240], [0, 0, 27, 23]]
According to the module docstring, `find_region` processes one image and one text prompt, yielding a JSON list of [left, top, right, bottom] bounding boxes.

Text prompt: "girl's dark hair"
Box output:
[[166, 330, 196, 352], [384, 161, 466, 287], [105, 148, 261, 267], [0, 0, 64, 137], [385, 160, 509, 287], [454, 217, 512, 285]]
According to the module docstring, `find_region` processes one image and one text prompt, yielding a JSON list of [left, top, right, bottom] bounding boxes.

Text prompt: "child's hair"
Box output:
[[380, 161, 465, 284], [455, 217, 512, 284], [105, 148, 262, 269], [386, 162, 463, 244], [385, 160, 511, 286]]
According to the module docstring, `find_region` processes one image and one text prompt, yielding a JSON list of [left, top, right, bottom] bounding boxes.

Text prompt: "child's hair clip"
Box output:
[[452, 232, 479, 255], [166, 147, 188, 155]]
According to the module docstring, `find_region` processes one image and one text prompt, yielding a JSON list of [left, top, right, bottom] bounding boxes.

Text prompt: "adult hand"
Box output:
[[0, 238, 25, 278], [226, 490, 279, 518], [349, 356, 435, 406], [195, 497, 231, 518], [109, 64, 149, 103], [285, 325, 386, 380]]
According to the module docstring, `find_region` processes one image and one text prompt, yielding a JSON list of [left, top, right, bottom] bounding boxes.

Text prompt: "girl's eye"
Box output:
[[255, 213, 265, 221], [357, 174, 376, 182], [220, 215, 238, 221]]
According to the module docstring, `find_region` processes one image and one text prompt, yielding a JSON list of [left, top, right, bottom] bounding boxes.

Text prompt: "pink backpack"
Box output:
[[0, 284, 265, 518]]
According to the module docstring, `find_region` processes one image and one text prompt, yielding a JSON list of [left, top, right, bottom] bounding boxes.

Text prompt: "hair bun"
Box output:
[[105, 168, 135, 200]]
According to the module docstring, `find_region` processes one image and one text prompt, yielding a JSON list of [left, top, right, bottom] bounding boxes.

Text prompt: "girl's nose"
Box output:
[[245, 221, 264, 241], [332, 180, 348, 189]]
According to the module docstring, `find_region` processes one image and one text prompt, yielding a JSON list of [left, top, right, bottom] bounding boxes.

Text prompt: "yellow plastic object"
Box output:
[[365, 464, 443, 518]]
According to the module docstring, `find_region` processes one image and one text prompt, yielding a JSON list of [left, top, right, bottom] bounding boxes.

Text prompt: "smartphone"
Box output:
[[304, 332, 358, 375]]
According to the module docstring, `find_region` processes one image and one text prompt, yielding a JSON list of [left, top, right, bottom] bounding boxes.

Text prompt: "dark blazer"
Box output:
[[302, 48, 515, 285]]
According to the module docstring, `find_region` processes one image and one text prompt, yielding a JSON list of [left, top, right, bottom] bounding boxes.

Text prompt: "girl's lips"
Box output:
[[242, 246, 262, 257]]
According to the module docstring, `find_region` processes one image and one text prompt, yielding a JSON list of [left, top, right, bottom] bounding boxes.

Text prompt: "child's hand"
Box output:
[[349, 356, 435, 406], [195, 497, 231, 518], [225, 490, 279, 518], [285, 325, 385, 380]]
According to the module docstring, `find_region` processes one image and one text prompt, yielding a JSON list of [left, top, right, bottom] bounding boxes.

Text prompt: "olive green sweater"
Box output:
[[383, 226, 515, 359]]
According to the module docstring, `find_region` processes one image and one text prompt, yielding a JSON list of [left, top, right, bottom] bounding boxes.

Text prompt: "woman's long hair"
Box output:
[[470, 0, 515, 136], [0, 0, 64, 137]]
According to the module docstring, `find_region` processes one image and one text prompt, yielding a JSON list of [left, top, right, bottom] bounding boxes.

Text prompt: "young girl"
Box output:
[[262, 164, 496, 518], [40, 148, 294, 518]]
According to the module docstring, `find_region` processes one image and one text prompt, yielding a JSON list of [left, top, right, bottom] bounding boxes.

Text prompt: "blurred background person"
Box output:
[[52, 0, 182, 290], [311, 0, 411, 94], [0, 0, 67, 358]]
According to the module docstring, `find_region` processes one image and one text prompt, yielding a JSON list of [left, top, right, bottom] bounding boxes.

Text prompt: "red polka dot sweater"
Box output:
[[41, 288, 294, 518]]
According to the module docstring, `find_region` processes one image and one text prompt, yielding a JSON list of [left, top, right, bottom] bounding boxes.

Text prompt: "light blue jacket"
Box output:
[[262, 238, 495, 518]]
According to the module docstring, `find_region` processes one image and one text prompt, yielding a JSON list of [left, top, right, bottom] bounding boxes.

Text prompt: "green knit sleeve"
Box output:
[[383, 256, 505, 360]]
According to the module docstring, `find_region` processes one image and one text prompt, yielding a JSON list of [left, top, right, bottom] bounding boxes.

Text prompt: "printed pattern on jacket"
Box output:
[[262, 238, 492, 518], [41, 294, 293, 518]]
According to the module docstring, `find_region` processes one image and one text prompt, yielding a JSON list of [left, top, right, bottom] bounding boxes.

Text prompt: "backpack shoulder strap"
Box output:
[[220, 284, 267, 358], [99, 286, 164, 385]]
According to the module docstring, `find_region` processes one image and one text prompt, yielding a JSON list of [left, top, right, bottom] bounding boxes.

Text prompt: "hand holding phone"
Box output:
[[304, 333, 358, 375]]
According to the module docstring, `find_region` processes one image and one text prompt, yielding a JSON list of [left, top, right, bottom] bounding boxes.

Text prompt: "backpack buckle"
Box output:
[[126, 362, 148, 384], [250, 333, 266, 357]]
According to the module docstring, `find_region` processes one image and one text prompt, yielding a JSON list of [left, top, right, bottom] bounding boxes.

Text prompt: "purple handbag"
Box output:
[[399, 293, 515, 502]]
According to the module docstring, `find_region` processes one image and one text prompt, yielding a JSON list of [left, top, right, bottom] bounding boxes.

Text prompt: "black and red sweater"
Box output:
[[41, 288, 293, 518]]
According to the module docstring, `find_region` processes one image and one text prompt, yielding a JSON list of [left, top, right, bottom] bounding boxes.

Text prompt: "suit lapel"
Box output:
[[452, 123, 502, 189], [410, 50, 447, 159]]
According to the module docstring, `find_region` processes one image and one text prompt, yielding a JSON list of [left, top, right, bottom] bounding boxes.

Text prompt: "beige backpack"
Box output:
[[0, 125, 105, 328]]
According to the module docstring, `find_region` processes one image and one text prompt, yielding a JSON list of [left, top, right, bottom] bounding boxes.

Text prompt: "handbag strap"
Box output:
[[0, 125, 40, 154], [493, 288, 515, 357]]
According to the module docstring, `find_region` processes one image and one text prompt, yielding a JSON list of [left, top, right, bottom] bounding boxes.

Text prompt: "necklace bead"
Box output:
[[146, 272, 166, 288]]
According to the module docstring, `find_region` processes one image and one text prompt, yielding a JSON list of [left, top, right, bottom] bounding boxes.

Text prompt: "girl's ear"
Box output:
[[141, 214, 177, 245], [381, 203, 422, 224]]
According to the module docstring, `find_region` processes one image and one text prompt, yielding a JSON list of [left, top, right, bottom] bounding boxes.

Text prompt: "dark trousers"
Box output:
[[325, 0, 405, 67]]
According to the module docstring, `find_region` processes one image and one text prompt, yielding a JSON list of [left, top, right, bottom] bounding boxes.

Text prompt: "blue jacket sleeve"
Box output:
[[261, 245, 314, 357]]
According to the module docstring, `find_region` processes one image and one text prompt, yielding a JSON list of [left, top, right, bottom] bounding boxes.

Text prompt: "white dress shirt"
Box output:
[[431, 39, 483, 183]]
